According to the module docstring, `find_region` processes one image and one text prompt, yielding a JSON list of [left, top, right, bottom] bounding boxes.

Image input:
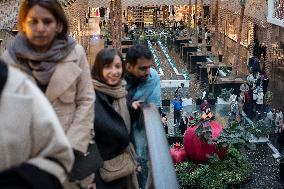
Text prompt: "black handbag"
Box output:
[[69, 140, 103, 182]]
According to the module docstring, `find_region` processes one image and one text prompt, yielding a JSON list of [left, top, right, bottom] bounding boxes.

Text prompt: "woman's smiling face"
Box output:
[[102, 55, 123, 86]]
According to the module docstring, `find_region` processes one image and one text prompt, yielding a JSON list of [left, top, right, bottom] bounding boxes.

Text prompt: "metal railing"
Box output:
[[142, 104, 179, 189]]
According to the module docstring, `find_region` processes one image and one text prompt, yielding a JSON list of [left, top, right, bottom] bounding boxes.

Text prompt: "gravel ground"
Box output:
[[240, 144, 283, 189]]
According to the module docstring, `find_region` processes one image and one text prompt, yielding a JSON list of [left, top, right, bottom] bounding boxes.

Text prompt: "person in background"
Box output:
[[277, 108, 284, 158], [200, 99, 210, 114], [1, 0, 94, 185], [260, 71, 269, 94], [99, 21, 102, 30], [161, 112, 168, 135], [179, 112, 188, 135], [246, 72, 255, 88], [265, 108, 275, 126], [252, 57, 260, 74], [252, 86, 258, 114], [175, 83, 185, 99], [230, 95, 240, 122], [240, 81, 249, 93], [256, 87, 264, 115], [173, 95, 183, 125], [276, 109, 284, 133], [125, 44, 161, 189], [205, 30, 211, 45], [0, 60, 73, 189], [125, 44, 161, 109], [91, 48, 138, 189], [238, 92, 245, 116], [260, 43, 267, 60]]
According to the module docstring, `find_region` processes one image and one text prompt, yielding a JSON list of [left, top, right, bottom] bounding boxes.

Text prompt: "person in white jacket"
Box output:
[[0, 60, 74, 188], [256, 87, 264, 115]]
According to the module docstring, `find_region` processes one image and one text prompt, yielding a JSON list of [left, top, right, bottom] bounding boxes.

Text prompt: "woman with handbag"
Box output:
[[1, 0, 94, 186], [91, 48, 139, 189]]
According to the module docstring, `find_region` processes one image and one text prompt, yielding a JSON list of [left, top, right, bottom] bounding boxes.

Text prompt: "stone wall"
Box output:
[[0, 0, 19, 29]]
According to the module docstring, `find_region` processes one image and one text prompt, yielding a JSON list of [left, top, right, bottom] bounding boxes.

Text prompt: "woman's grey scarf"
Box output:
[[8, 33, 76, 85], [93, 79, 131, 132]]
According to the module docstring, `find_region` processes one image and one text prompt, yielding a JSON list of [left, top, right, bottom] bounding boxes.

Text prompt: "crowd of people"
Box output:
[[0, 1, 161, 189]]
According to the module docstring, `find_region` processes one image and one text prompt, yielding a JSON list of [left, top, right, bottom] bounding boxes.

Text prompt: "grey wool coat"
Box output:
[[0, 66, 74, 183]]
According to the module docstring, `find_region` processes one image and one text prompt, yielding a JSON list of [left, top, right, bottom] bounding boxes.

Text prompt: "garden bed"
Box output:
[[176, 147, 252, 189]]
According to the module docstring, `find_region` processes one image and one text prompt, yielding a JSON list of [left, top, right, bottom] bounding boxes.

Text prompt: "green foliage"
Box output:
[[219, 88, 234, 101], [221, 67, 232, 76], [195, 121, 213, 142], [264, 91, 273, 105], [176, 147, 252, 189], [194, 114, 267, 150], [250, 119, 271, 138], [103, 31, 111, 40], [216, 121, 254, 149]]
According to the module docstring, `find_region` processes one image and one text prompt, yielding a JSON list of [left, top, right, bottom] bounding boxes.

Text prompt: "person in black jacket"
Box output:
[[91, 48, 138, 189], [179, 113, 188, 135]]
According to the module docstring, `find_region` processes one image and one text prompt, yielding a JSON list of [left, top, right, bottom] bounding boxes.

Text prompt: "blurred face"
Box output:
[[126, 57, 152, 81], [22, 5, 61, 52], [102, 55, 123, 86]]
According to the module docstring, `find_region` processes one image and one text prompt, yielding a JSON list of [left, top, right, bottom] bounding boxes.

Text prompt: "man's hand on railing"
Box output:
[[132, 100, 144, 110]]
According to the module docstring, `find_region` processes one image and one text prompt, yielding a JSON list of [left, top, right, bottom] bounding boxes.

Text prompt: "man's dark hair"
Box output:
[[125, 44, 153, 66]]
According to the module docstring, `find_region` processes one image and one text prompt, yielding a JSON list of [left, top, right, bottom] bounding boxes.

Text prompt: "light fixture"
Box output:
[[11, 29, 18, 35]]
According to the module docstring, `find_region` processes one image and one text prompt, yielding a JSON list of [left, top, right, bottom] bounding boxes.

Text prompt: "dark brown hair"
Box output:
[[91, 48, 125, 83], [125, 44, 153, 66], [18, 0, 69, 39]]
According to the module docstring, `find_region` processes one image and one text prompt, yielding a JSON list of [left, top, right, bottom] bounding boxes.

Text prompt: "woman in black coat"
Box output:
[[91, 48, 138, 189]]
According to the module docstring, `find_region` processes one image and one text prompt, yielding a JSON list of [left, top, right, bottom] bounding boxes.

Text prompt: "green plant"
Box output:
[[219, 88, 234, 101], [264, 91, 273, 106], [221, 67, 232, 76], [250, 119, 271, 138], [195, 121, 213, 142], [103, 31, 111, 40], [176, 147, 252, 189], [215, 121, 255, 150]]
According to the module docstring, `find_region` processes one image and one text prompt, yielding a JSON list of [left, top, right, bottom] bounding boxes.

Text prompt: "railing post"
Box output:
[[142, 104, 179, 189]]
